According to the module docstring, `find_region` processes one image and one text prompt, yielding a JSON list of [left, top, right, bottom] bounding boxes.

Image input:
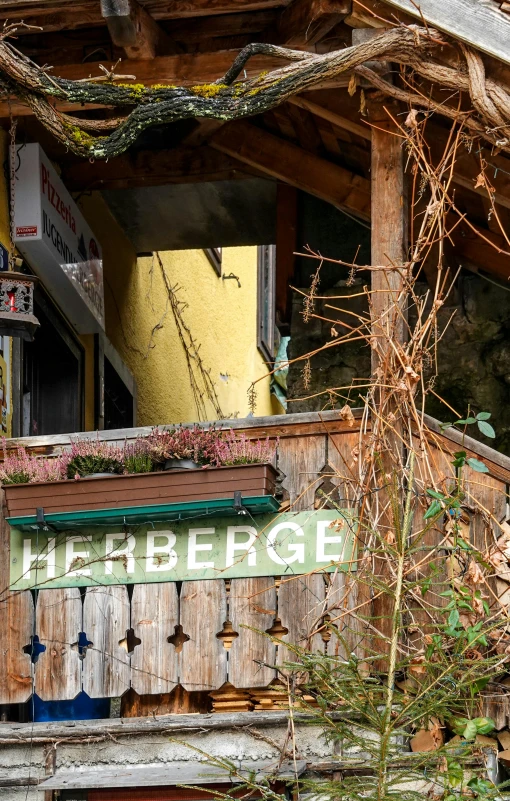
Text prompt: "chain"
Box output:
[[8, 114, 17, 272]]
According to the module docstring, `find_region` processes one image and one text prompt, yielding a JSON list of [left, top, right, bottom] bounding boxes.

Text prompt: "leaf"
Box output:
[[426, 489, 447, 500], [477, 420, 495, 438], [462, 720, 478, 740], [474, 716, 495, 735], [448, 608, 460, 629], [424, 499, 442, 520], [440, 422, 453, 430], [476, 411, 491, 420], [457, 417, 476, 425], [466, 457, 489, 473]]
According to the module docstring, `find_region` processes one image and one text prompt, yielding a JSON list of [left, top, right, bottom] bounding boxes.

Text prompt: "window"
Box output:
[[204, 247, 222, 276], [257, 244, 276, 363]]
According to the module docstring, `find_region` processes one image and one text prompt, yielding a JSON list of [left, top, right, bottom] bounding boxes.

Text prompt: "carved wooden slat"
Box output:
[[82, 585, 131, 698], [130, 582, 178, 695], [321, 432, 364, 658], [278, 434, 326, 511], [277, 574, 326, 674], [35, 588, 82, 701], [179, 580, 227, 691], [0, 491, 34, 704], [228, 577, 276, 688], [0, 590, 34, 704]]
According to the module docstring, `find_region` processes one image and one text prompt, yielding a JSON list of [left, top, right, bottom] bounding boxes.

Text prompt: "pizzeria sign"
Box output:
[[9, 510, 357, 590]]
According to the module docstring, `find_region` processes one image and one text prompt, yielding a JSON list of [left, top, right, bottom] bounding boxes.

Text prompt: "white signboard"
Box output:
[[13, 143, 104, 332]]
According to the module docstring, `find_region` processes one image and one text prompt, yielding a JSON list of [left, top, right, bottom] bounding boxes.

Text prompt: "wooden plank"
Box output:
[[179, 579, 227, 691], [277, 574, 326, 673], [228, 577, 277, 688], [35, 588, 82, 701], [278, 0, 351, 45], [327, 431, 366, 658], [0, 492, 33, 704], [211, 122, 371, 220], [130, 582, 179, 695], [0, 710, 309, 742], [82, 585, 131, 698], [407, 441, 453, 644], [0, 591, 34, 704], [277, 434, 326, 509], [383, 0, 510, 66]]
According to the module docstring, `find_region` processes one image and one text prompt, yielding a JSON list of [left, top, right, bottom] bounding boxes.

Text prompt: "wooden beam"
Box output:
[[210, 120, 371, 219], [101, 0, 167, 60], [382, 0, 510, 66], [0, 0, 292, 28], [61, 145, 258, 190], [453, 217, 510, 284], [277, 0, 351, 46], [289, 94, 510, 211]]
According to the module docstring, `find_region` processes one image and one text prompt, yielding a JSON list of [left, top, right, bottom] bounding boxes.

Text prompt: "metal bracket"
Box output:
[[233, 491, 248, 515], [36, 507, 58, 533]]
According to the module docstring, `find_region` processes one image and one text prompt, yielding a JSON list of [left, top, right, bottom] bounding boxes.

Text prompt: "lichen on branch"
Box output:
[[0, 24, 509, 158]]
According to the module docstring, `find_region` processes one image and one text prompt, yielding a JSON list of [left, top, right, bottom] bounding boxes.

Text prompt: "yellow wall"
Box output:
[[79, 192, 277, 426]]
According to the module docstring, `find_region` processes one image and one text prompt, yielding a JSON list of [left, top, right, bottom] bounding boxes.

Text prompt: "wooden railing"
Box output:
[[0, 410, 508, 716]]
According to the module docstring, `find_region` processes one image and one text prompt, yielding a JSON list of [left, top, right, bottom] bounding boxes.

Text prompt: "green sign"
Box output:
[[10, 510, 356, 590]]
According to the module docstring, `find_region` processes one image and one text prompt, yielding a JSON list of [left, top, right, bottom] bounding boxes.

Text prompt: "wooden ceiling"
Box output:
[[1, 0, 510, 282]]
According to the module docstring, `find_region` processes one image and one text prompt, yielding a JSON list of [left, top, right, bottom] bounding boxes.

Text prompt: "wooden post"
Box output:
[[369, 105, 407, 661], [370, 113, 406, 374]]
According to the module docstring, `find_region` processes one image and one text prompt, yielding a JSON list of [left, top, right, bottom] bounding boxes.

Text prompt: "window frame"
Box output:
[[204, 247, 222, 276], [257, 244, 276, 364]]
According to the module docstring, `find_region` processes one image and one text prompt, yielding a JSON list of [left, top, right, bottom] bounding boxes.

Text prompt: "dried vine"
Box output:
[[1, 24, 510, 158]]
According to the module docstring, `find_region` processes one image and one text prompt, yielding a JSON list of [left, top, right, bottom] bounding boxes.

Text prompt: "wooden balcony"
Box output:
[[0, 409, 509, 718]]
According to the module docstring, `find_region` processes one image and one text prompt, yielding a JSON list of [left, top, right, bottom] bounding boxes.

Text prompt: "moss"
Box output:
[[189, 83, 228, 98]]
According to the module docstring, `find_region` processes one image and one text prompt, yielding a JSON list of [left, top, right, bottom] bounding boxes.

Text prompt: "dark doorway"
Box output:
[[21, 291, 84, 436]]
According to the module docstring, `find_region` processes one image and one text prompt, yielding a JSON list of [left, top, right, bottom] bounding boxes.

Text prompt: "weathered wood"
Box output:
[[211, 121, 371, 220], [383, 0, 510, 66], [82, 585, 131, 698], [179, 579, 228, 691], [0, 709, 325, 742], [130, 582, 179, 695], [0, 590, 34, 704], [327, 431, 366, 658], [0, 490, 33, 705], [35, 588, 82, 701], [370, 106, 407, 662], [121, 684, 211, 716], [277, 574, 326, 673], [101, 0, 168, 60], [277, 434, 326, 510], [229, 577, 277, 688], [278, 0, 351, 45]]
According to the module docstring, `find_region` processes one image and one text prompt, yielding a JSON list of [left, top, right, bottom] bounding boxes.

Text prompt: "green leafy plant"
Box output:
[[123, 439, 154, 474], [440, 410, 496, 440]]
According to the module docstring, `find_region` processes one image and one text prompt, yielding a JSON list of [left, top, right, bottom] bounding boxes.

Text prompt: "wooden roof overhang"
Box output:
[[0, 0, 509, 289]]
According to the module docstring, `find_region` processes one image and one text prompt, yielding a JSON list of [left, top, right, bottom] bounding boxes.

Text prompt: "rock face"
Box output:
[[287, 272, 510, 455]]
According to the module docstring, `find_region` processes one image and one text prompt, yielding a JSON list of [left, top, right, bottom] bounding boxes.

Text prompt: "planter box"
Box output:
[[4, 463, 278, 520]]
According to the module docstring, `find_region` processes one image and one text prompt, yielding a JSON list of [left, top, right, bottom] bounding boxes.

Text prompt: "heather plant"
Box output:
[[145, 425, 223, 466], [211, 431, 278, 466], [0, 443, 67, 484], [66, 437, 124, 478], [123, 438, 154, 474]]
